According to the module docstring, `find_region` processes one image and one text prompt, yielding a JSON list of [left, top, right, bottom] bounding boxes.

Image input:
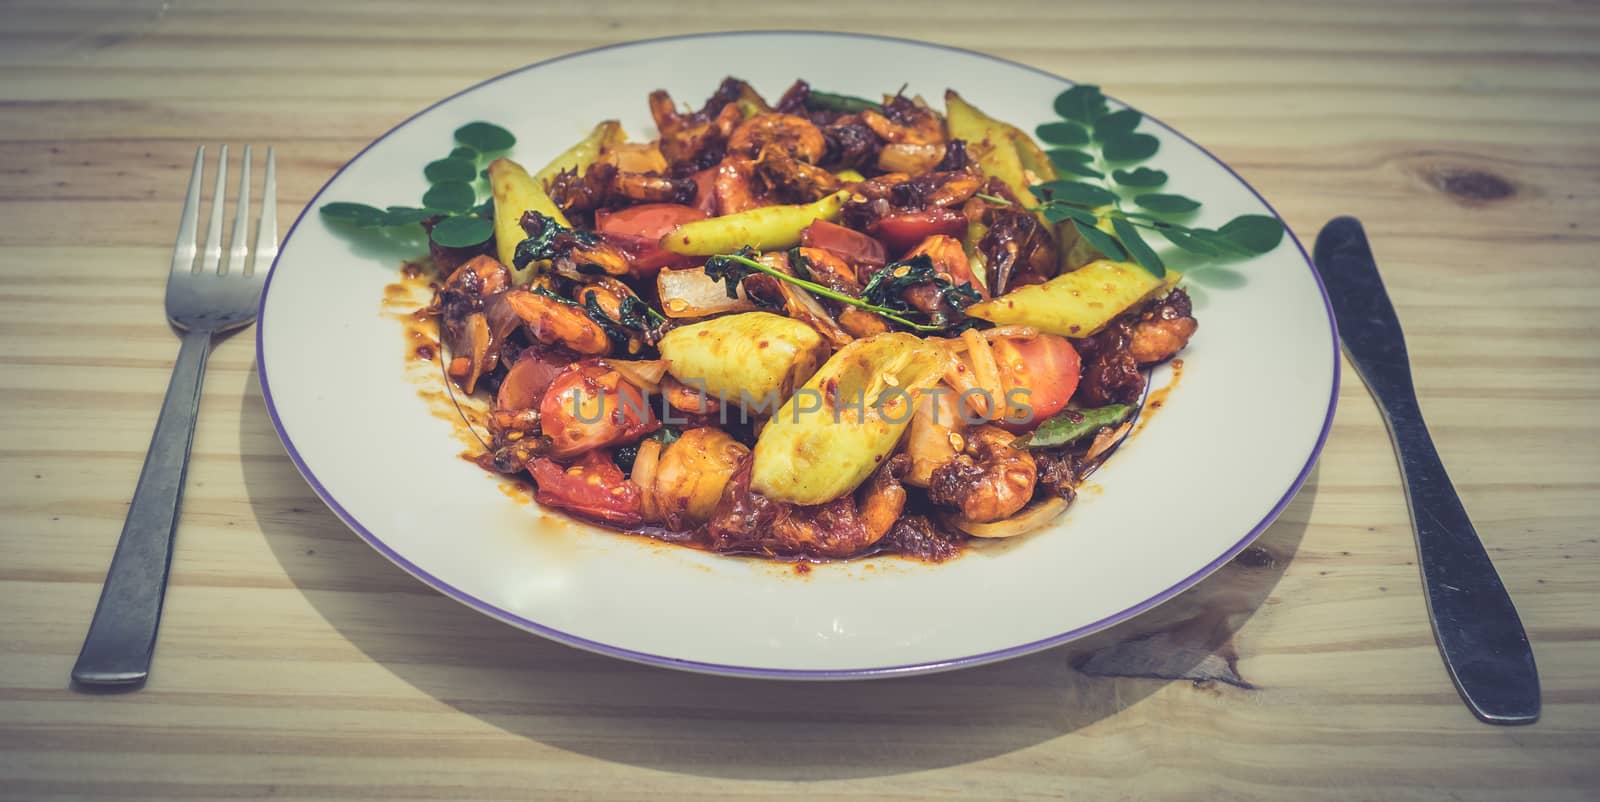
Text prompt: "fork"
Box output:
[[71, 145, 276, 688]]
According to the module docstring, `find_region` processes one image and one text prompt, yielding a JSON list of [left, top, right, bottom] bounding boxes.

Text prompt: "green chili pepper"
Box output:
[[1018, 404, 1133, 448], [805, 90, 879, 114]]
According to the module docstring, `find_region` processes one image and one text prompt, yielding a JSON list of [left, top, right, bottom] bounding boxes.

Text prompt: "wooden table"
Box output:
[[3, 2, 1596, 799]]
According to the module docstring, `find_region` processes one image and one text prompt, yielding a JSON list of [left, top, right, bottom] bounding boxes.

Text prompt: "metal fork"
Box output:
[[71, 145, 277, 688]]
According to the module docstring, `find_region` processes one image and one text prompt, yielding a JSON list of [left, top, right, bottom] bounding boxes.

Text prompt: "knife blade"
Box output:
[[1313, 216, 1539, 725]]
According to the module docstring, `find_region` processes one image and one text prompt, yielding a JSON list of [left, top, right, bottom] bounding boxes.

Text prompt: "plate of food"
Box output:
[[258, 31, 1337, 677]]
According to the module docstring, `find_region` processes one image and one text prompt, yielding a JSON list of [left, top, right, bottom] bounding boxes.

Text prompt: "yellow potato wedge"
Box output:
[[945, 90, 1040, 209], [657, 312, 828, 407], [660, 191, 848, 256], [1005, 122, 1058, 185], [751, 333, 948, 505], [487, 157, 568, 278], [965, 259, 1180, 337]]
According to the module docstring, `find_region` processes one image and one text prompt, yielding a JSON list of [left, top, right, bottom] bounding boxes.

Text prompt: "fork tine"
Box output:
[[251, 146, 278, 276], [226, 145, 252, 275], [171, 146, 205, 274], [200, 144, 228, 274], [224, 146, 251, 275]]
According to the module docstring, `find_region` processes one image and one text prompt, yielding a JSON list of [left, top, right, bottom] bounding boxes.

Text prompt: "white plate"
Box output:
[[257, 32, 1338, 678]]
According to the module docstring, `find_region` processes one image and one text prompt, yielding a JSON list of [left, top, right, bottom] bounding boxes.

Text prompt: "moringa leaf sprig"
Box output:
[[988, 85, 1287, 277], [318, 121, 516, 250]]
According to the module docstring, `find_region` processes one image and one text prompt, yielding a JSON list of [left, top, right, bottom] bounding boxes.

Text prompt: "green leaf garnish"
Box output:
[[428, 215, 494, 249], [422, 181, 476, 212], [1112, 167, 1168, 187], [1045, 149, 1104, 178], [1217, 214, 1287, 254], [449, 146, 478, 161], [1092, 109, 1142, 142], [1035, 121, 1090, 146], [1071, 219, 1126, 262], [319, 202, 386, 227], [454, 121, 515, 152], [382, 206, 435, 226], [1034, 180, 1119, 207], [1158, 228, 1231, 257], [704, 251, 970, 333], [1100, 133, 1160, 162], [424, 157, 477, 183], [1041, 205, 1098, 225], [1111, 217, 1165, 277], [1133, 193, 1201, 214], [1053, 85, 1107, 123]]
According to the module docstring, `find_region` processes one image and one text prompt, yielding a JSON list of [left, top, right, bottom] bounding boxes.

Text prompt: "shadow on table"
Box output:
[[240, 370, 1315, 781]]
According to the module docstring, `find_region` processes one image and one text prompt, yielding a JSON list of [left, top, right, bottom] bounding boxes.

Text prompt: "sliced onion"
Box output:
[[1084, 420, 1134, 463], [877, 142, 943, 174], [600, 358, 667, 394], [961, 328, 1002, 418], [776, 281, 853, 349], [657, 266, 758, 318], [948, 497, 1068, 539], [631, 438, 663, 523]]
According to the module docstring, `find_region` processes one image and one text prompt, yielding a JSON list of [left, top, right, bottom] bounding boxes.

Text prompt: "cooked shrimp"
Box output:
[[573, 277, 651, 354], [661, 375, 722, 416], [754, 149, 841, 202], [1128, 289, 1198, 364], [441, 254, 510, 300], [927, 425, 1037, 523], [727, 113, 826, 163], [714, 158, 768, 215], [854, 172, 911, 200], [856, 454, 910, 542], [614, 171, 697, 204], [501, 288, 612, 355], [921, 170, 983, 208], [860, 96, 944, 146], [547, 163, 695, 211], [438, 255, 512, 393], [651, 90, 742, 168], [791, 247, 860, 295], [838, 307, 890, 339], [483, 408, 547, 473]]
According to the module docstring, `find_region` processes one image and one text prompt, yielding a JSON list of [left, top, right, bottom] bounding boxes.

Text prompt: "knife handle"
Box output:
[[1369, 382, 1541, 724]]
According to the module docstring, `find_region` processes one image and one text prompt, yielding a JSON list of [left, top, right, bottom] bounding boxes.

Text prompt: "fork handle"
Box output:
[[73, 329, 212, 688]]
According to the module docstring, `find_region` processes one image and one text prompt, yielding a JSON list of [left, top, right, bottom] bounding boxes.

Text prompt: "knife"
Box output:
[[1313, 217, 1539, 725]]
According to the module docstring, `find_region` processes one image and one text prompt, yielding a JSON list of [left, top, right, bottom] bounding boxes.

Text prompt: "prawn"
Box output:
[[860, 96, 945, 146], [501, 288, 612, 355], [727, 113, 827, 163], [927, 425, 1037, 523]]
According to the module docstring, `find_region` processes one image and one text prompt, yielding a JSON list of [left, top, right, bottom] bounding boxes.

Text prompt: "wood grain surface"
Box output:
[[2, 1, 1597, 800]]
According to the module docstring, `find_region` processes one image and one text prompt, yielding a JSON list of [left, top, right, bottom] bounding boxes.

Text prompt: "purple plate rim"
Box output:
[[255, 30, 1341, 680]]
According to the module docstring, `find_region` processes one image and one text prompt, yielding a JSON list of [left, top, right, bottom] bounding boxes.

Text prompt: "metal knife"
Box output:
[[1313, 217, 1539, 725]]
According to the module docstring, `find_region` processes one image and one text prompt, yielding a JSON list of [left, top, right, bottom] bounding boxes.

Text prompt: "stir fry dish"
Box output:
[[409, 79, 1200, 561]]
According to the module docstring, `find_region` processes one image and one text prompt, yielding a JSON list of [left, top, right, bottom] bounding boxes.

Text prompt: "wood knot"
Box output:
[[1421, 166, 1515, 203], [1233, 545, 1275, 569]]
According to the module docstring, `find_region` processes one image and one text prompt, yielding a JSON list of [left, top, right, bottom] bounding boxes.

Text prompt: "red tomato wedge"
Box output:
[[539, 362, 659, 458], [595, 203, 708, 275], [529, 450, 643, 527], [990, 334, 1081, 430], [801, 219, 887, 268], [867, 208, 967, 255]]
